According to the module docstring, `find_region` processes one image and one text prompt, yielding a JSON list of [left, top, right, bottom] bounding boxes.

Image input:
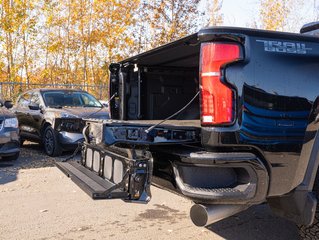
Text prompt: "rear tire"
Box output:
[[43, 126, 62, 157], [298, 171, 319, 239]]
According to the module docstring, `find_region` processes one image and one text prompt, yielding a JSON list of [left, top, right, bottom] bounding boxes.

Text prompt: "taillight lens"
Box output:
[[200, 43, 240, 125]]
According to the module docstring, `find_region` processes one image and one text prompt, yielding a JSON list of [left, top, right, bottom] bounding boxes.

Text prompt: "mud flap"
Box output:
[[56, 143, 153, 203]]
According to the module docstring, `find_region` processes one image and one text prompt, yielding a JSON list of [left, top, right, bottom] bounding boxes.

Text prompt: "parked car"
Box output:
[[57, 23, 319, 239], [0, 100, 20, 160], [13, 89, 109, 156]]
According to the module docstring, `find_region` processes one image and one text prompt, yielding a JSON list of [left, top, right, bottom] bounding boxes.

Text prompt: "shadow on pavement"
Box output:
[[0, 142, 80, 185], [207, 204, 300, 240]]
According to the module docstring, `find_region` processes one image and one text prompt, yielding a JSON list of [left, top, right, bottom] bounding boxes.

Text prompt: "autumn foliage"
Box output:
[[0, 0, 211, 99], [259, 0, 292, 31]]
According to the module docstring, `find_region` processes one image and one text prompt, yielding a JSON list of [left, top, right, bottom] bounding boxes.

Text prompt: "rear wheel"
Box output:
[[43, 126, 62, 157], [298, 171, 319, 239]]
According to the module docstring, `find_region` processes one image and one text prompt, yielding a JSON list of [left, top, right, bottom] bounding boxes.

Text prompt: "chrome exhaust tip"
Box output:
[[190, 204, 248, 227]]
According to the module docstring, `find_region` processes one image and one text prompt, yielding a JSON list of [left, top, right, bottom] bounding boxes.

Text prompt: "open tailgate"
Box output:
[[56, 119, 200, 203]]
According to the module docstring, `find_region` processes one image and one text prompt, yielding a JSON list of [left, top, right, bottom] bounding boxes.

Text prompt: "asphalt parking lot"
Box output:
[[0, 142, 300, 240]]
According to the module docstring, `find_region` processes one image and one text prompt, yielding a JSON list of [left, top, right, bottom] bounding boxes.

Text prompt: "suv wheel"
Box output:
[[43, 126, 62, 157], [298, 171, 319, 239]]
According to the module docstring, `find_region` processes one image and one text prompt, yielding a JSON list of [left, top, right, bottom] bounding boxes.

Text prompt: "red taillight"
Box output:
[[200, 43, 240, 125]]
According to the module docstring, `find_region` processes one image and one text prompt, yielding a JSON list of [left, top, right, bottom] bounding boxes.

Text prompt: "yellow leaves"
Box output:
[[208, 0, 223, 26], [47, 15, 54, 25], [48, 41, 63, 53], [0, 0, 143, 99], [260, 0, 292, 31], [0, 0, 203, 99]]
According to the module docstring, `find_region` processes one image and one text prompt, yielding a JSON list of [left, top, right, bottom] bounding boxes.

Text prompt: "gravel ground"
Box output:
[[0, 142, 300, 240]]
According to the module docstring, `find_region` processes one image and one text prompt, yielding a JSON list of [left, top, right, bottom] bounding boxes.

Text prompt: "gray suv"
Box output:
[[13, 89, 109, 156]]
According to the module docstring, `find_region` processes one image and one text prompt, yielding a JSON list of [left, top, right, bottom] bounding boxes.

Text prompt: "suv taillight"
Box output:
[[200, 43, 241, 125]]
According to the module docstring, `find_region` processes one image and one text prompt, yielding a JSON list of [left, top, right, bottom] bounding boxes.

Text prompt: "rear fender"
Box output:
[[298, 97, 319, 191], [269, 97, 319, 226]]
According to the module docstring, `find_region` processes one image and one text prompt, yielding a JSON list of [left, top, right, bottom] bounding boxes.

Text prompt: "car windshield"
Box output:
[[42, 91, 102, 108]]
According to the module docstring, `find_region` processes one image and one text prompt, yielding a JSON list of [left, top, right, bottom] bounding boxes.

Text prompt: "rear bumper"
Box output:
[[0, 130, 20, 157], [159, 149, 269, 205], [0, 142, 20, 156]]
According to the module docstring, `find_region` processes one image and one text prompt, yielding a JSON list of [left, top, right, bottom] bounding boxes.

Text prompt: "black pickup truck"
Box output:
[[57, 23, 319, 238]]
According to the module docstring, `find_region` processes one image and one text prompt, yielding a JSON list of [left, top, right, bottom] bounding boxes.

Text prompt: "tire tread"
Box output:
[[43, 126, 62, 157]]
